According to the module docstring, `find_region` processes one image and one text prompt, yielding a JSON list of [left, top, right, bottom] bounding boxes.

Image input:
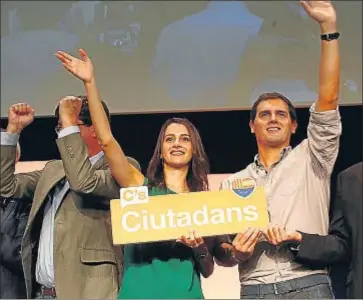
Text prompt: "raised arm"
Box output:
[[55, 117, 121, 199], [1, 104, 41, 200], [301, 0, 339, 111], [300, 1, 342, 174], [55, 49, 144, 187]]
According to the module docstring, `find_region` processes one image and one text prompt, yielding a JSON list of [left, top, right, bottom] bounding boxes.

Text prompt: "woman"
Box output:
[[56, 49, 234, 299]]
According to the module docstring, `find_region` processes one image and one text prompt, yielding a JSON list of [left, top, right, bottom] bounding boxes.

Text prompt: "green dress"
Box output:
[[118, 183, 204, 299]]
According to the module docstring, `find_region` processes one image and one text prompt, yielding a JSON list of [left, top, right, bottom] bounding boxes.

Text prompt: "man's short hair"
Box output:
[[250, 92, 298, 122], [54, 95, 111, 125]]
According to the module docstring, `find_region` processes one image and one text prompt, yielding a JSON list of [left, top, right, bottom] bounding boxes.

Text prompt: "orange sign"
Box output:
[[110, 184, 269, 244]]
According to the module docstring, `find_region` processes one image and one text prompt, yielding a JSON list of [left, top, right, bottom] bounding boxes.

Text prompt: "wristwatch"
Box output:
[[321, 32, 340, 41], [192, 244, 209, 259]]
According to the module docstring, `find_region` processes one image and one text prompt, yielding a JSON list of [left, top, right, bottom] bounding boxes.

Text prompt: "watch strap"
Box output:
[[321, 32, 340, 41]]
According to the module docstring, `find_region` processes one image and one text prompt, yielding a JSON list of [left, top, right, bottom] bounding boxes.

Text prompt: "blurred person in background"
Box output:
[[0, 131, 30, 299]]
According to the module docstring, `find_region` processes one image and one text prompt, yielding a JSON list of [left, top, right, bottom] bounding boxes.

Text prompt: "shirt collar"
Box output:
[[89, 151, 104, 165], [253, 146, 292, 170]]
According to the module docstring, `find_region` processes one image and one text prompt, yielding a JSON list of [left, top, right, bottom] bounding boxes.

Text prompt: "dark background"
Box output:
[[1, 105, 361, 175], [1, 104, 362, 298]]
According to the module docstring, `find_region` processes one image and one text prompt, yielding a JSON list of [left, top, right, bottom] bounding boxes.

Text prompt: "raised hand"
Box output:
[[55, 49, 94, 83], [7, 103, 35, 134], [58, 96, 83, 128], [300, 0, 336, 25], [263, 225, 302, 246], [177, 229, 205, 249]]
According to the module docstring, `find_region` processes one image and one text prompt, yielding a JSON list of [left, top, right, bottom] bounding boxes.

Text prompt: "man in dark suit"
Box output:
[[0, 98, 140, 299], [0, 139, 30, 299], [294, 162, 362, 299]]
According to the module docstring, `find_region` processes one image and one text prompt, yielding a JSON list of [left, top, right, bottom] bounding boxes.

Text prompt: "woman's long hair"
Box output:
[[133, 118, 210, 263], [146, 117, 210, 192]]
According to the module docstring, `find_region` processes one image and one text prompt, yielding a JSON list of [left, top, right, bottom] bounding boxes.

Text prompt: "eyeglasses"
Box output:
[[54, 123, 88, 134]]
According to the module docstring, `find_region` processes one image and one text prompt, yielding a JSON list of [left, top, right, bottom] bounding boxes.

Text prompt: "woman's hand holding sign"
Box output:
[[177, 229, 214, 278], [177, 229, 205, 249]]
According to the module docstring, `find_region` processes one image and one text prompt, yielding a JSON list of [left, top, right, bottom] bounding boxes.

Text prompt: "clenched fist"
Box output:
[[7, 103, 35, 134], [58, 96, 83, 128]]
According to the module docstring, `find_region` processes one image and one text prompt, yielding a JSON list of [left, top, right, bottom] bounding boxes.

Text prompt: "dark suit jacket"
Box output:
[[295, 162, 362, 299], [0, 133, 135, 299], [0, 197, 31, 298]]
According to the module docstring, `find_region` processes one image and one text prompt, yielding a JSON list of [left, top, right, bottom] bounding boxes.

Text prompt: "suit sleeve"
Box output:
[[192, 236, 215, 278], [0, 143, 41, 200], [211, 234, 240, 267], [294, 172, 350, 267], [56, 132, 120, 199]]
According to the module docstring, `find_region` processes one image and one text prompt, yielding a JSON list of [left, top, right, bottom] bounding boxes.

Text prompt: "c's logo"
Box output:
[[120, 186, 149, 208]]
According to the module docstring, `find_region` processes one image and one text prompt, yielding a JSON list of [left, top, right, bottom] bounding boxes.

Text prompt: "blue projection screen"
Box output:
[[1, 1, 361, 117]]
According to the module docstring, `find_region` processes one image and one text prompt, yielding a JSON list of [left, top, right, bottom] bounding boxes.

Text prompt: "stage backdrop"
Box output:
[[1, 1, 361, 117]]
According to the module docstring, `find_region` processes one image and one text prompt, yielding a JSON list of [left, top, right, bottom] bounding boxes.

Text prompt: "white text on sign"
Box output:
[[121, 204, 258, 232]]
